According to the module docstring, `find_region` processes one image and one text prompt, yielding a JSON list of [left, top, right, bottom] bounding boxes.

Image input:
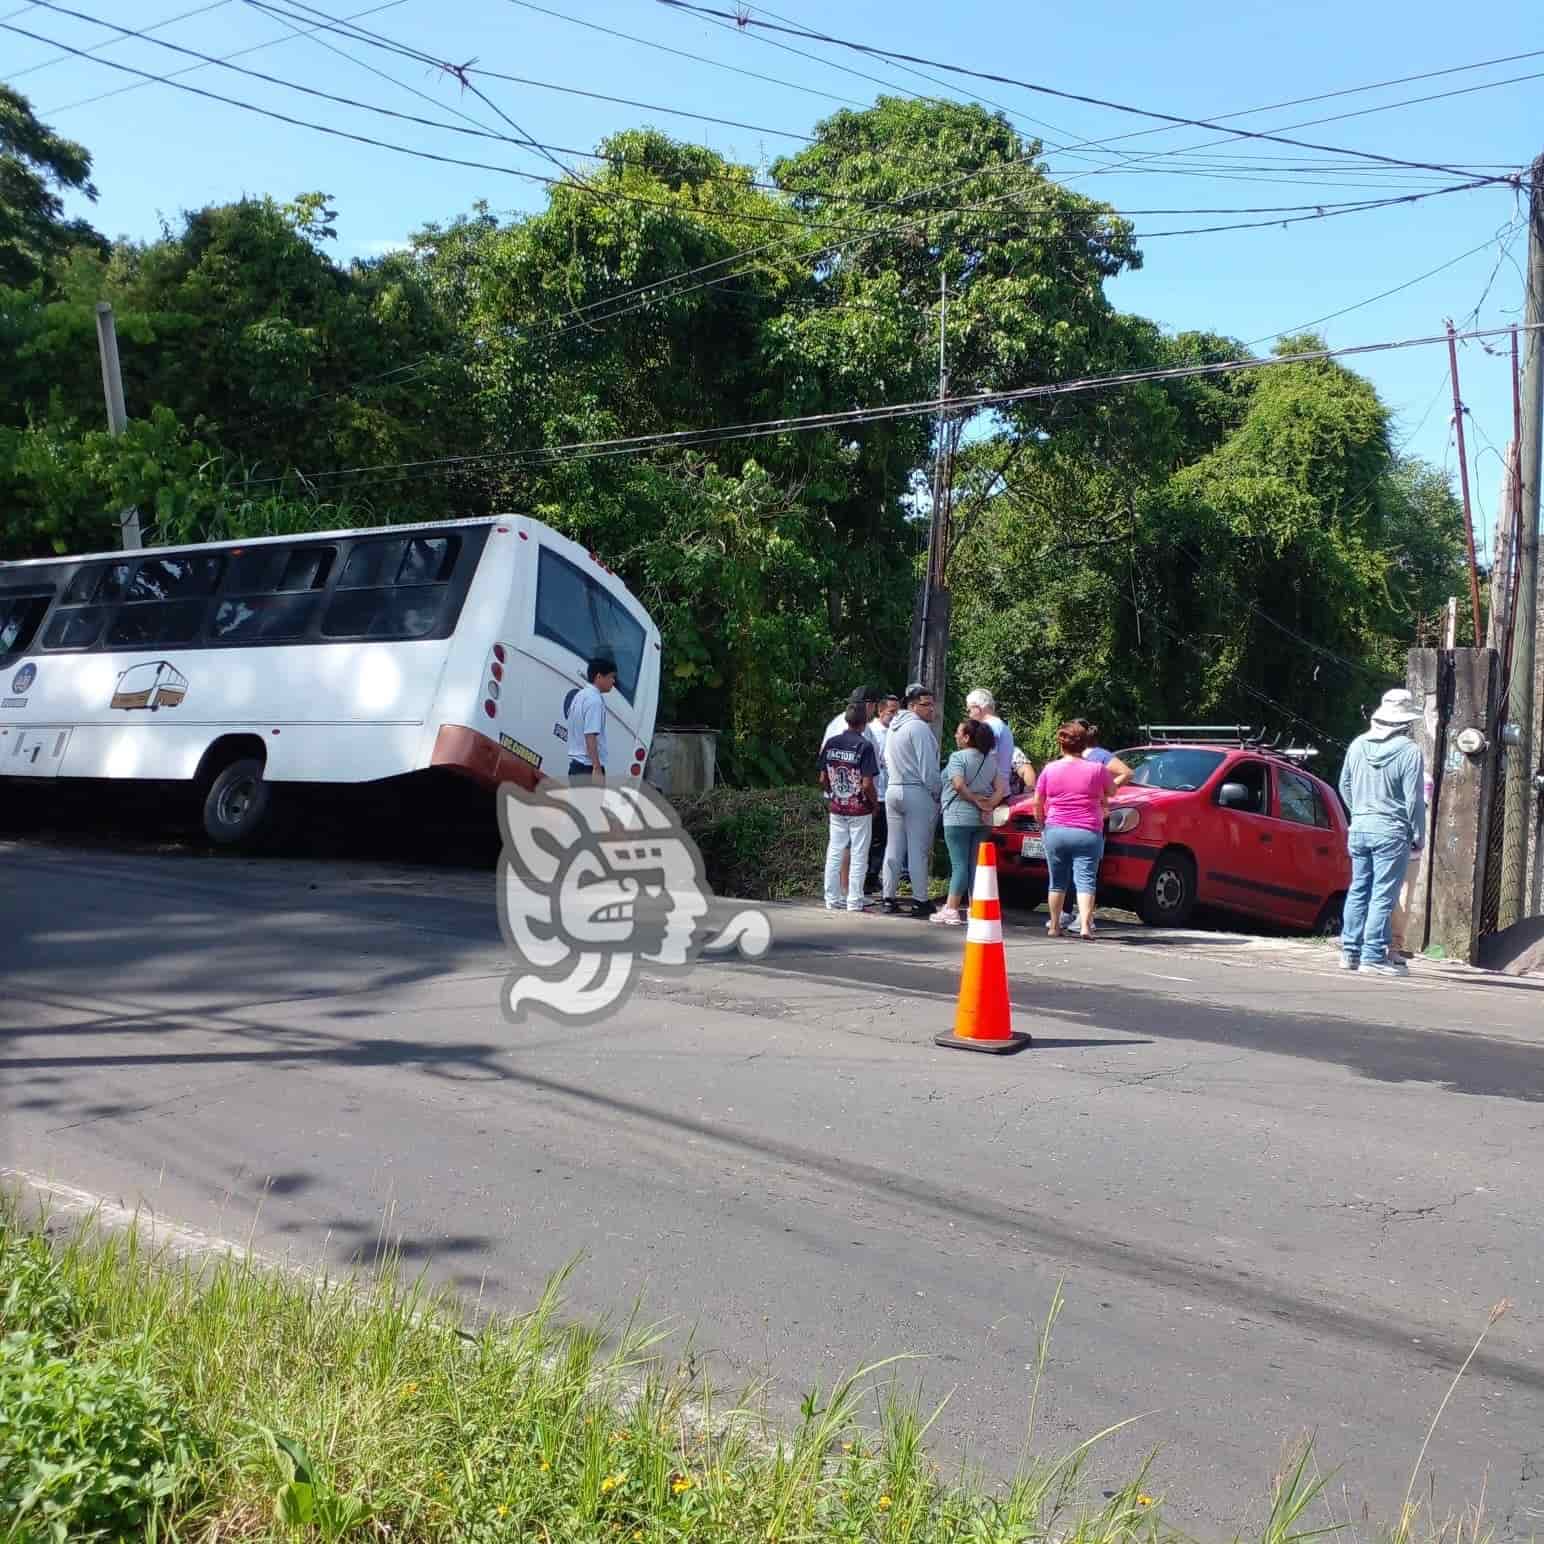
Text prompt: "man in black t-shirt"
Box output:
[[818, 702, 880, 913]]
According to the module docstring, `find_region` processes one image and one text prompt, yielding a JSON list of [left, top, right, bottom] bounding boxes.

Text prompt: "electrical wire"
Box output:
[[503, 0, 862, 110], [37, 0, 406, 113], [49, 0, 1468, 225], [234, 321, 1544, 491], [655, 0, 1521, 187], [1244, 222, 1525, 348], [4, 0, 231, 80], [10, 12, 1498, 251]]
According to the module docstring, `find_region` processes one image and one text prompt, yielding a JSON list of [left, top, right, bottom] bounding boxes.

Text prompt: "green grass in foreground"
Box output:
[[0, 1195, 1509, 1544]]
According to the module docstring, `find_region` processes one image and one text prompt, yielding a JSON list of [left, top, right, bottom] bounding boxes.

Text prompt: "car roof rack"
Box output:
[[1136, 724, 1319, 761]]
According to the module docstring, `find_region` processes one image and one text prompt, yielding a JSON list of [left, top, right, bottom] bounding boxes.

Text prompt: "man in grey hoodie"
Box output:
[[1337, 689, 1427, 977], [881, 683, 942, 917]]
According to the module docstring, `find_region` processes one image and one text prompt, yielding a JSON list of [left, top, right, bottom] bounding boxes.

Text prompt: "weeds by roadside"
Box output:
[[0, 1193, 1509, 1544]]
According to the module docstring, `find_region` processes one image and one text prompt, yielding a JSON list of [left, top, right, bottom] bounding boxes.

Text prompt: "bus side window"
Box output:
[[321, 534, 459, 639], [0, 592, 52, 657], [42, 606, 108, 650], [211, 545, 337, 644], [63, 562, 132, 606]]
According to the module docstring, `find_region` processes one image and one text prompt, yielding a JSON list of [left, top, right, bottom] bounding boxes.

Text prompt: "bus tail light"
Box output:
[[493, 644, 506, 663], [490, 662, 503, 681], [483, 699, 496, 719]]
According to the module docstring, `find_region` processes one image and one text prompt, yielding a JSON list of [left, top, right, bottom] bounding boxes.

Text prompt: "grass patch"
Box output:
[[678, 788, 830, 902], [0, 1195, 1507, 1543], [677, 788, 955, 903]]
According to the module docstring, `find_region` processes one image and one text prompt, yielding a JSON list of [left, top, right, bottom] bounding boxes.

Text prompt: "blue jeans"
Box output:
[[943, 824, 985, 901], [1043, 825, 1104, 896], [1341, 830, 1409, 964]]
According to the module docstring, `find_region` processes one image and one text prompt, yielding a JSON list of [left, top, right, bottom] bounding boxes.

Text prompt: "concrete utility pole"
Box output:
[[1499, 152, 1544, 926], [94, 301, 141, 550], [912, 270, 952, 702]]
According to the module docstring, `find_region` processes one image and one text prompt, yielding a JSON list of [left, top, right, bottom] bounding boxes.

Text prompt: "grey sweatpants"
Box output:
[[882, 785, 937, 901]]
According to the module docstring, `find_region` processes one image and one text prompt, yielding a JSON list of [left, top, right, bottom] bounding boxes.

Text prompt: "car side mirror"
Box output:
[[1218, 782, 1251, 809]]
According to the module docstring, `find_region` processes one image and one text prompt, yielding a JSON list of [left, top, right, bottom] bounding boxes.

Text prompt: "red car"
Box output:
[[993, 736, 1353, 933]]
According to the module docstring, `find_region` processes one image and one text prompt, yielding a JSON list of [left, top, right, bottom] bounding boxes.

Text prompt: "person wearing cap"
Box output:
[[881, 682, 941, 917], [1383, 691, 1431, 959], [1337, 688, 1426, 978]]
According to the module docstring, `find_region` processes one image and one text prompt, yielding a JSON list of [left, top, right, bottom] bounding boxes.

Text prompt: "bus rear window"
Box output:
[[533, 547, 645, 701]]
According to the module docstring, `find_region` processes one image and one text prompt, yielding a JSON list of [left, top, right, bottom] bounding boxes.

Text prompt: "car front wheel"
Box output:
[[1139, 849, 1197, 928]]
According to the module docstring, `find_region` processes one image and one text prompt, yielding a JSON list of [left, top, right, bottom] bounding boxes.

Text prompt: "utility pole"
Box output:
[[1499, 152, 1544, 926], [94, 301, 141, 549], [1445, 320, 1483, 643], [912, 269, 951, 702]]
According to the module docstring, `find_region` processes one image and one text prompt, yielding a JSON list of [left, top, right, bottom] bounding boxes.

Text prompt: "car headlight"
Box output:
[[1106, 807, 1140, 834]]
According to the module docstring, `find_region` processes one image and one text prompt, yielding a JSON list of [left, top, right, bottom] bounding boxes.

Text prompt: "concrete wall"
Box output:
[[644, 728, 718, 801], [1406, 648, 1502, 964]]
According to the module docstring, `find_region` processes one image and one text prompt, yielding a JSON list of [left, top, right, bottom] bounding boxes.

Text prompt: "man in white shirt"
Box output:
[[864, 692, 898, 894], [565, 655, 617, 779], [966, 688, 1014, 786]]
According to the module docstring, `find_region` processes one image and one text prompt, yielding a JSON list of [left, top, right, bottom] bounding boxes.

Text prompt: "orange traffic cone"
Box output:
[[934, 841, 1032, 1055]]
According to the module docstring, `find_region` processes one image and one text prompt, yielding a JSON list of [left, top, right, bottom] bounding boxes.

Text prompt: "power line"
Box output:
[[37, 0, 407, 114], [54, 1, 1466, 225], [655, 0, 1522, 188], [4, 0, 231, 80], [9, 13, 1496, 253], [236, 322, 1544, 491], [1245, 222, 1525, 348], [502, 0, 862, 110]]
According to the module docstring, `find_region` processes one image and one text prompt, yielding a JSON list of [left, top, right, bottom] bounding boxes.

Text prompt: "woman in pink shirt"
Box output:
[[1033, 721, 1116, 939]]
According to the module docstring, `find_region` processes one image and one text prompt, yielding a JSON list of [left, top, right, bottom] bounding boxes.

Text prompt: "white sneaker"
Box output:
[[1363, 958, 1409, 978], [928, 906, 961, 926]]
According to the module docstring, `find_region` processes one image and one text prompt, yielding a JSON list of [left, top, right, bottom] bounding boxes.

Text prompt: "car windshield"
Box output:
[[1118, 747, 1226, 792]]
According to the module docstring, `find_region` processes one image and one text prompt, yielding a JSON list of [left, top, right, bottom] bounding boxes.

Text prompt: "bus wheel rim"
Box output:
[[218, 777, 257, 826]]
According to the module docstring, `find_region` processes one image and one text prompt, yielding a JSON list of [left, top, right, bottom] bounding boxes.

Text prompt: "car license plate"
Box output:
[[1021, 835, 1044, 859]]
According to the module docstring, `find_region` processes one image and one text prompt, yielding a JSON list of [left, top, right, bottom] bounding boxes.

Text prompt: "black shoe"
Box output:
[[909, 900, 933, 919], [881, 898, 899, 914]]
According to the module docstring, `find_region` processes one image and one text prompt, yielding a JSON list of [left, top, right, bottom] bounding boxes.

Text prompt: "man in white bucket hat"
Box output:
[[1336, 687, 1426, 977]]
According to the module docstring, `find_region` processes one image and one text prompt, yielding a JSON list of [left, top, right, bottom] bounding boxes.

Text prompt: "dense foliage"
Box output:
[[0, 92, 1469, 773]]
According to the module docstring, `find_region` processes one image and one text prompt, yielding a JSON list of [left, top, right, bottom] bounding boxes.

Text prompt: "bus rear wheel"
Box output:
[[202, 757, 272, 847]]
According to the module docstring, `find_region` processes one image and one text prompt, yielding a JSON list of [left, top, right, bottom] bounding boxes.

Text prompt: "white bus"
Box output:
[[0, 515, 662, 846]]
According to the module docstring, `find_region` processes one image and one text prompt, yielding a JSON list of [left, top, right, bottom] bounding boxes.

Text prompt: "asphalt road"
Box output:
[[3, 832, 1542, 1540]]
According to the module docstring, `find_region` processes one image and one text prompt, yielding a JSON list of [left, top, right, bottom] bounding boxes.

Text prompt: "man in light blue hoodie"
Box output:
[[881, 683, 942, 918], [1337, 689, 1427, 977]]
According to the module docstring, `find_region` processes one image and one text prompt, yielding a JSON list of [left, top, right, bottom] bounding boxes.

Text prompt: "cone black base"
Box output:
[[933, 1029, 1033, 1055]]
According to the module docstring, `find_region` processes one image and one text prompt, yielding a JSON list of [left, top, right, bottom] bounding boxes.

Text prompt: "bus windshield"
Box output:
[[1118, 747, 1226, 791]]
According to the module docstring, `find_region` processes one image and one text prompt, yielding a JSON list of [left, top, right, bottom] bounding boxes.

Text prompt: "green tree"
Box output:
[[0, 85, 104, 287]]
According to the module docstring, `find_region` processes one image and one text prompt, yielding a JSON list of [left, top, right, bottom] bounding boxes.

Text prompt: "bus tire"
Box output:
[[202, 757, 272, 847]]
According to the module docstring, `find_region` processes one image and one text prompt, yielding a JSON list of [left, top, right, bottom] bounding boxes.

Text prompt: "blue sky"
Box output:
[[4, 0, 1537, 559]]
